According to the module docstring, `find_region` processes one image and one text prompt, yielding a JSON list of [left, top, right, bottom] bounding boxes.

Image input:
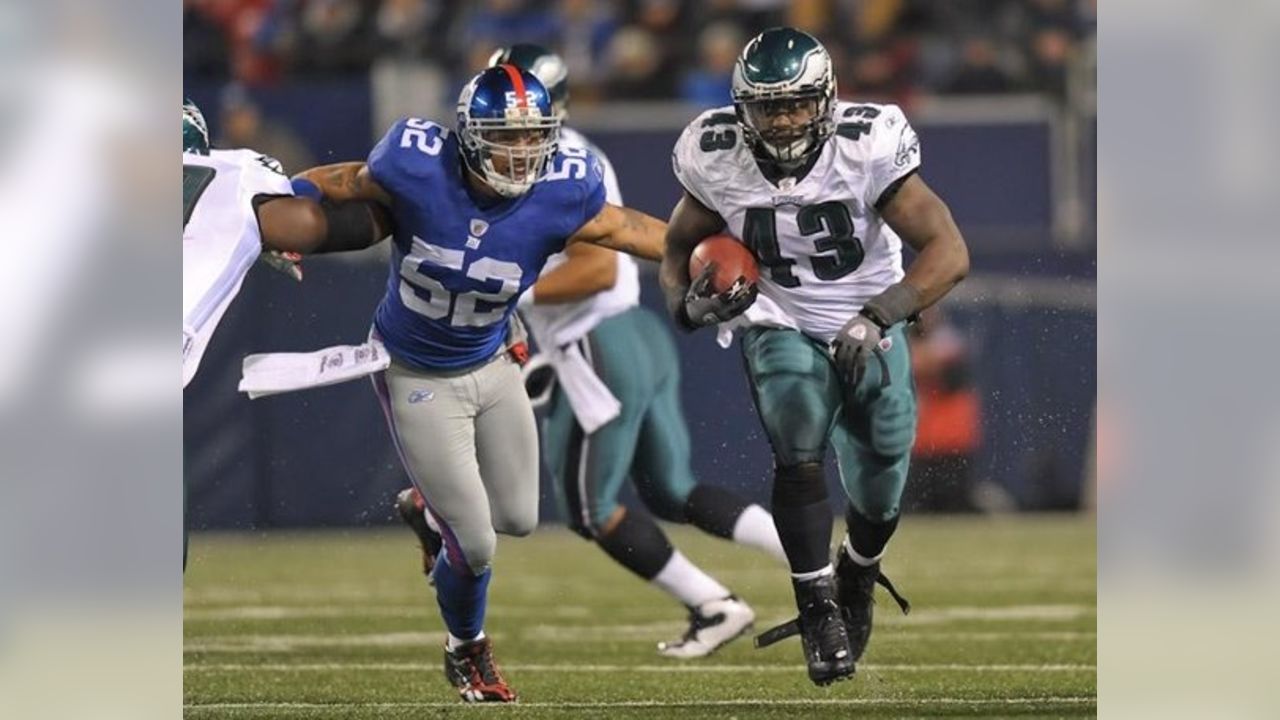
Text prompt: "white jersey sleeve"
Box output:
[[671, 107, 740, 210], [853, 103, 921, 209], [521, 127, 639, 348]]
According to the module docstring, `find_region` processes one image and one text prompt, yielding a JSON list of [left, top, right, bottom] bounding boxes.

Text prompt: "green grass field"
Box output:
[[184, 515, 1095, 718]]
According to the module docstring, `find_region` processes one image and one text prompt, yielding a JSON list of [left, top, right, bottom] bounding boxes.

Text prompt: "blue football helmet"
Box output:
[[183, 98, 210, 155], [457, 65, 561, 198], [487, 44, 569, 119]]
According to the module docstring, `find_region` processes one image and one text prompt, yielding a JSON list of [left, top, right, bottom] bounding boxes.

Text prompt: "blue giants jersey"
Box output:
[[367, 117, 607, 370]]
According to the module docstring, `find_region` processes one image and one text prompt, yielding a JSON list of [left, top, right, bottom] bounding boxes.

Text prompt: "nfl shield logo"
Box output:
[[470, 219, 489, 237]]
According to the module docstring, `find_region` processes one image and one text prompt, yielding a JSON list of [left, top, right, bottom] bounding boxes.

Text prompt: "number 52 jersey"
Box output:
[[368, 118, 606, 371], [673, 101, 922, 345]]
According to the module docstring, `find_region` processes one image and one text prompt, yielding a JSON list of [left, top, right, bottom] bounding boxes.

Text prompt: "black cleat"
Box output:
[[835, 551, 911, 662], [395, 487, 443, 583], [756, 574, 855, 686], [443, 637, 518, 703]]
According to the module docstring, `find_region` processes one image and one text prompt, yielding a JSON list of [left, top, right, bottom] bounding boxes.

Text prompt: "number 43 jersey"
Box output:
[[672, 101, 922, 345], [368, 118, 606, 371]]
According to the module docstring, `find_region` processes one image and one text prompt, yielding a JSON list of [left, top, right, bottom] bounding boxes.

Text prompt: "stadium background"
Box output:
[[182, 0, 1097, 529]]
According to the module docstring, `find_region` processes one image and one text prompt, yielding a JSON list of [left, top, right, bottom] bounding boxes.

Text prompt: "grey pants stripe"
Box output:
[[372, 353, 540, 574]]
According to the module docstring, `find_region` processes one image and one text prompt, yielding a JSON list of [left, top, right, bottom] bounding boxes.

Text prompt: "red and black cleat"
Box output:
[[394, 487, 444, 582], [443, 638, 518, 703]]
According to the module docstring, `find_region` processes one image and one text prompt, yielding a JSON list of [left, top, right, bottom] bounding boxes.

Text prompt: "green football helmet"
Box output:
[[183, 99, 210, 155], [488, 43, 569, 119], [731, 28, 837, 165]]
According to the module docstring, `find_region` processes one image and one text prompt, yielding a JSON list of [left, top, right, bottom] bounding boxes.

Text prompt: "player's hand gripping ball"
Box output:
[[831, 313, 894, 390], [682, 234, 759, 328]]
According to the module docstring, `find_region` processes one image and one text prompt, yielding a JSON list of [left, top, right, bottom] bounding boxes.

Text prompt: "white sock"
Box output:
[[731, 504, 788, 565], [651, 550, 730, 607], [791, 564, 835, 582], [842, 535, 884, 567], [446, 630, 484, 650]]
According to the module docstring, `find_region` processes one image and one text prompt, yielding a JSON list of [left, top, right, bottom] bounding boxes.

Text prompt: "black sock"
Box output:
[[684, 484, 752, 540], [845, 505, 900, 560], [596, 506, 675, 581], [771, 462, 833, 574]]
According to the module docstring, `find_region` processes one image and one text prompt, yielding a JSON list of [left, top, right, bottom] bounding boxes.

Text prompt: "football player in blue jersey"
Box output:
[[293, 65, 666, 703], [394, 44, 789, 660]]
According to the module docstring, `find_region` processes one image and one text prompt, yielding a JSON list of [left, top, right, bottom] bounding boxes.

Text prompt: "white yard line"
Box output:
[[184, 629, 1094, 653], [184, 603, 1093, 624], [184, 696, 1096, 711], [185, 662, 1095, 673]]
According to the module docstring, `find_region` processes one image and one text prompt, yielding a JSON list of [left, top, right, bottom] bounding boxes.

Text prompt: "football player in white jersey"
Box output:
[[182, 100, 388, 568], [393, 44, 789, 659], [659, 28, 970, 685], [182, 100, 388, 389]]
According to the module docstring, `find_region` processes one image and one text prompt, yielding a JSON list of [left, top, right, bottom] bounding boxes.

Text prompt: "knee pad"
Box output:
[[869, 394, 916, 458], [772, 462, 827, 507]]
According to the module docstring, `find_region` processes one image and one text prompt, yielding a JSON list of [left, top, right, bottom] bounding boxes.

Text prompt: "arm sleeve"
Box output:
[[864, 104, 922, 210], [671, 122, 717, 210], [580, 152, 608, 222], [366, 118, 410, 198]]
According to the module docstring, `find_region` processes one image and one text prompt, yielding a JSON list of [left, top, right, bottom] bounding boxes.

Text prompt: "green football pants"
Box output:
[[740, 324, 917, 522], [542, 307, 697, 537]]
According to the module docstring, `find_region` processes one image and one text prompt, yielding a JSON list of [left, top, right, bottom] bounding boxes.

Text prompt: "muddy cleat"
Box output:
[[756, 574, 855, 686], [443, 637, 517, 703], [658, 595, 755, 658], [835, 552, 911, 662], [395, 487, 443, 583]]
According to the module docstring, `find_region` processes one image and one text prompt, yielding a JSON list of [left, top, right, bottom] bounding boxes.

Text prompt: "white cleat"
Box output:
[[658, 595, 756, 659]]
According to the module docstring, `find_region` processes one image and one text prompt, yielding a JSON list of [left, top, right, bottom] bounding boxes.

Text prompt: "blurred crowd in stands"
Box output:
[[185, 0, 1096, 109]]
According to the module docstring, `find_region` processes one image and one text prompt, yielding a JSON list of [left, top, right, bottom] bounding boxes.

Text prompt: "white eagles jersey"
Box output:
[[673, 101, 921, 344], [183, 148, 292, 387], [519, 125, 639, 348]]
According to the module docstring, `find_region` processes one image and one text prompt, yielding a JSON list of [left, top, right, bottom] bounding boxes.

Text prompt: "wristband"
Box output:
[[290, 177, 323, 201], [860, 282, 921, 329]]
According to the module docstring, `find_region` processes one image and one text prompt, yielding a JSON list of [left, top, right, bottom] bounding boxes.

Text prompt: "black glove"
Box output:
[[674, 263, 757, 331], [831, 313, 893, 391]]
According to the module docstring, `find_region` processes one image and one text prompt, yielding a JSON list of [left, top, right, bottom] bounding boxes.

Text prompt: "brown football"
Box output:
[[689, 234, 760, 294]]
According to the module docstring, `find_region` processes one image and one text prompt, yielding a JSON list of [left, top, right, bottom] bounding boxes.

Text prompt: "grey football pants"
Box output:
[[372, 353, 539, 575]]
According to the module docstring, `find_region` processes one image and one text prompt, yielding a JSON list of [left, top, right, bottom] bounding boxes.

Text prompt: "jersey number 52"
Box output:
[[399, 237, 522, 327]]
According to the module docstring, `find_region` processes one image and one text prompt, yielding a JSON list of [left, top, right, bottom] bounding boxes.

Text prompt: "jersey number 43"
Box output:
[[743, 202, 865, 287]]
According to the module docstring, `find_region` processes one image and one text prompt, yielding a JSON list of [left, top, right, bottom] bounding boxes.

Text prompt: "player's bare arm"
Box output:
[[566, 202, 666, 261], [879, 174, 970, 311], [257, 195, 393, 257], [832, 174, 969, 387], [294, 161, 394, 206], [525, 241, 619, 305], [658, 191, 755, 331], [658, 191, 725, 301], [256, 197, 327, 253]]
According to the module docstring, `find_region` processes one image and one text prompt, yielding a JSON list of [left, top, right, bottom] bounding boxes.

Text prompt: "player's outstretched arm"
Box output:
[[877, 174, 970, 317], [257, 196, 392, 256], [524, 242, 619, 305], [293, 162, 394, 206], [658, 191, 727, 330], [566, 203, 666, 261], [831, 175, 968, 388]]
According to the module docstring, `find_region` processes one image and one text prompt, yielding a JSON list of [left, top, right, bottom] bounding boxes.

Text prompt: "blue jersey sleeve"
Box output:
[[367, 117, 450, 202], [581, 151, 608, 222]]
